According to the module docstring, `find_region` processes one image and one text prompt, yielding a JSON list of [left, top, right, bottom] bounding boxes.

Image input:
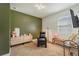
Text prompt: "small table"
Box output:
[[63, 40, 79, 56]]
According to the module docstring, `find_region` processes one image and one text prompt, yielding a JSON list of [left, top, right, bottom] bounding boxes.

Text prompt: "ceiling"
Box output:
[[10, 3, 77, 18]]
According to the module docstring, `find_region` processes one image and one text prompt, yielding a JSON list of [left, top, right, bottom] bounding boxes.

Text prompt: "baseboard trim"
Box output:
[[11, 41, 32, 47], [2, 53, 10, 56]]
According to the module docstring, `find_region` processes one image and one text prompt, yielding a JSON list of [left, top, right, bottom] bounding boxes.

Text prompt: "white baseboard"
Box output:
[[2, 53, 10, 56], [2, 48, 11, 56]]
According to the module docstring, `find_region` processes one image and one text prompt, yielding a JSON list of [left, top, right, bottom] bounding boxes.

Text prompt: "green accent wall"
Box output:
[[0, 3, 9, 55], [10, 10, 42, 38]]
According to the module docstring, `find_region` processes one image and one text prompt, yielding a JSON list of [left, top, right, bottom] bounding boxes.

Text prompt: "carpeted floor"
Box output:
[[10, 41, 78, 56]]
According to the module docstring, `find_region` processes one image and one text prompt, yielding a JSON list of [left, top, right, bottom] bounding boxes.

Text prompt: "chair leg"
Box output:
[[37, 41, 39, 47], [45, 41, 47, 48], [45, 45, 47, 48], [37, 44, 39, 47]]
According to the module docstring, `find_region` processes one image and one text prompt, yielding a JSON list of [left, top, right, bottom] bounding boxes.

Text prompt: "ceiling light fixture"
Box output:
[[34, 4, 45, 10]]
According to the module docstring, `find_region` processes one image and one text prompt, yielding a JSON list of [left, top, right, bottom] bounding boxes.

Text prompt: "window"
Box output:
[[58, 16, 73, 38]]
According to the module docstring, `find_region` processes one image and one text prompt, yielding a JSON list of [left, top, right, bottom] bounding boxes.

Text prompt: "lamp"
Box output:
[[34, 4, 45, 10]]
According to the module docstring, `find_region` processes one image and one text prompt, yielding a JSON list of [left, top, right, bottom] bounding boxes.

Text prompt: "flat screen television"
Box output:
[[75, 15, 79, 27], [70, 9, 79, 28]]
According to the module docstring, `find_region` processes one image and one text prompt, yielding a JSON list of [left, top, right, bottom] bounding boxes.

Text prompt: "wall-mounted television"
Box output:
[[70, 9, 79, 28]]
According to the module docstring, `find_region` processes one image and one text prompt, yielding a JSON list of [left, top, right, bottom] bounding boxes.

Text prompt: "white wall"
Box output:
[[42, 4, 79, 41]]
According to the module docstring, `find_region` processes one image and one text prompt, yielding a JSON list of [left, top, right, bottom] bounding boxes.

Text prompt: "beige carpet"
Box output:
[[10, 41, 78, 56]]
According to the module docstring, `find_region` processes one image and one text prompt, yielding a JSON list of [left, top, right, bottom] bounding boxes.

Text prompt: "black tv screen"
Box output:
[[75, 15, 79, 27], [70, 9, 79, 28]]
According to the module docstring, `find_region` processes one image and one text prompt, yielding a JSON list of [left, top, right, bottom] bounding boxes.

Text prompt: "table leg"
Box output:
[[64, 47, 65, 56], [69, 48, 71, 55], [78, 47, 79, 56]]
